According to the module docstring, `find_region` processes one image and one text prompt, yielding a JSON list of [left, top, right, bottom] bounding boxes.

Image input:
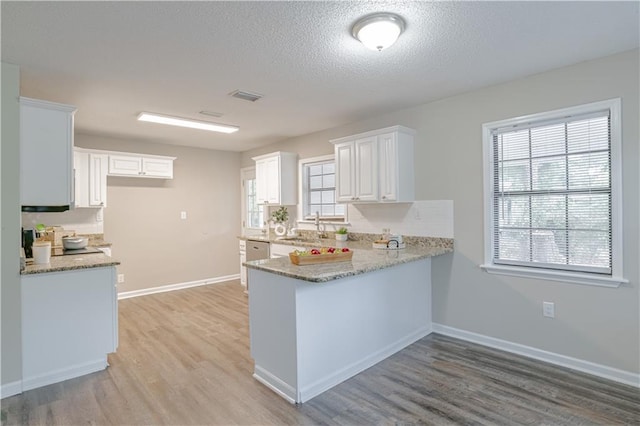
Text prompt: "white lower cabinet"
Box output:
[[21, 267, 118, 391], [239, 240, 247, 287]]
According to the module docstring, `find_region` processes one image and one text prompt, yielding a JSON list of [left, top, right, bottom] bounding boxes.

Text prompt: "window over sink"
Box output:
[[299, 155, 346, 223]]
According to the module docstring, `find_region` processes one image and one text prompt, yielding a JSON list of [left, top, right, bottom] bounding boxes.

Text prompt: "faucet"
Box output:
[[314, 211, 326, 239]]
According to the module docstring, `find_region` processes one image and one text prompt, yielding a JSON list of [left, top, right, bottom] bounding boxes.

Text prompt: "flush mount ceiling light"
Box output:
[[352, 12, 405, 51], [137, 112, 239, 134]]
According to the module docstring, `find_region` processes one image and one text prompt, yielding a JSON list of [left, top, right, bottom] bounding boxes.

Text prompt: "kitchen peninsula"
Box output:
[[245, 238, 453, 403]]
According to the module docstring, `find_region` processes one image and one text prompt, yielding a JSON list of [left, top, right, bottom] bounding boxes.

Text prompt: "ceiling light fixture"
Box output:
[[352, 12, 405, 51], [137, 112, 239, 134]]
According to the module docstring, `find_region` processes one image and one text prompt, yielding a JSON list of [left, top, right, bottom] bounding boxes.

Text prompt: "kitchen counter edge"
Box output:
[[244, 244, 453, 283], [21, 253, 120, 275]]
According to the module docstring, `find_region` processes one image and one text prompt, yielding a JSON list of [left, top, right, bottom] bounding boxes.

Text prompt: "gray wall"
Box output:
[[242, 49, 640, 373], [76, 135, 242, 293], [1, 62, 22, 389]]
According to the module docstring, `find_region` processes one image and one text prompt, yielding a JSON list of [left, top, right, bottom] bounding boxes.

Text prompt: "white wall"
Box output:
[[1, 62, 22, 393], [75, 135, 242, 293], [243, 50, 639, 374]]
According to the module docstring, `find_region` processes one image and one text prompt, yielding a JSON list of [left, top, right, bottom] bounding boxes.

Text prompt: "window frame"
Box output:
[[240, 166, 264, 232], [297, 154, 348, 225], [481, 98, 626, 288]]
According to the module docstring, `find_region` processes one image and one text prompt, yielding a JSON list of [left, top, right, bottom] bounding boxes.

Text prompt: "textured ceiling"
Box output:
[[2, 1, 638, 152]]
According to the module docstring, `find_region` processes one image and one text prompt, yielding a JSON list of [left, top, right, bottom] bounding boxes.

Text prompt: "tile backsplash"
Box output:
[[22, 208, 104, 234]]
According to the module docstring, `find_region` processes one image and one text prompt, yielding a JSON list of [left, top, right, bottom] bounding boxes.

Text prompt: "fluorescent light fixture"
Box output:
[[352, 12, 405, 51], [137, 112, 239, 134]]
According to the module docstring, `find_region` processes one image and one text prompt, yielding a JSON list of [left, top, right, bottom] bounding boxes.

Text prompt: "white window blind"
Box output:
[[303, 159, 345, 220], [491, 110, 612, 275]]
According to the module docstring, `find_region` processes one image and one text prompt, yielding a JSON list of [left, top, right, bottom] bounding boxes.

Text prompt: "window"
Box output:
[[481, 99, 625, 287], [241, 167, 264, 230], [246, 177, 264, 228], [300, 155, 346, 221]]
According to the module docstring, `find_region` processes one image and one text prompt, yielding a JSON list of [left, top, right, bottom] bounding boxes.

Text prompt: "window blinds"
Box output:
[[491, 110, 612, 274]]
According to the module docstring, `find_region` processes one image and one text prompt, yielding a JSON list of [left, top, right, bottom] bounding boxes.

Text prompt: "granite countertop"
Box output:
[[21, 252, 120, 275], [244, 239, 453, 283]]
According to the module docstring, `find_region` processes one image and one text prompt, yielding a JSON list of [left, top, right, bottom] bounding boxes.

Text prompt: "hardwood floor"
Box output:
[[2, 281, 638, 425]]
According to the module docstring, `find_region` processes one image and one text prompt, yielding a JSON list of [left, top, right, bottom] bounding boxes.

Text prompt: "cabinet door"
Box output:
[[264, 155, 280, 204], [142, 157, 173, 178], [354, 136, 378, 202], [334, 142, 356, 202], [74, 150, 90, 208], [20, 98, 76, 208], [378, 132, 398, 202], [89, 154, 108, 207], [109, 154, 141, 176]]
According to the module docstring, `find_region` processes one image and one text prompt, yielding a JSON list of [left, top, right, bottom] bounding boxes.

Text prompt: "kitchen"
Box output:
[[2, 1, 639, 424]]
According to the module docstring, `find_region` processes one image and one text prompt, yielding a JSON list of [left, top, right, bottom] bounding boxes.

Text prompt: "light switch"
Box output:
[[180, 211, 187, 220]]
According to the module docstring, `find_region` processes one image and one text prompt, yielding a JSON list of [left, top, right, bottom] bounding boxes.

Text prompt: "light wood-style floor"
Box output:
[[2, 281, 638, 425]]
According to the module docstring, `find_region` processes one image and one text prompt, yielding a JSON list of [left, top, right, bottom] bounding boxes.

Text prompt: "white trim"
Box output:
[[297, 325, 432, 403], [22, 358, 107, 392], [118, 275, 239, 300], [432, 323, 640, 388], [297, 154, 347, 223], [481, 98, 625, 286], [0, 380, 23, 398], [253, 325, 432, 404], [253, 366, 297, 404], [480, 264, 627, 288]]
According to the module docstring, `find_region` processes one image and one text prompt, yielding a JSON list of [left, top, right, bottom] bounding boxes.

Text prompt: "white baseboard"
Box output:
[[253, 366, 297, 404], [118, 274, 240, 300], [253, 326, 432, 404], [298, 325, 433, 403], [0, 380, 22, 399], [21, 358, 107, 392], [432, 323, 640, 388]]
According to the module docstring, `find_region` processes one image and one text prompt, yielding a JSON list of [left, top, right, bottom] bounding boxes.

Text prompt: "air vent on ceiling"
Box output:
[[199, 110, 224, 118], [229, 90, 263, 102]]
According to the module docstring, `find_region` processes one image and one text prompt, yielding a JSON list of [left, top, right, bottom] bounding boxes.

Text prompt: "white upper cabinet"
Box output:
[[89, 154, 108, 206], [20, 97, 77, 210], [330, 126, 415, 203], [252, 151, 297, 205], [108, 153, 175, 178], [74, 149, 108, 208]]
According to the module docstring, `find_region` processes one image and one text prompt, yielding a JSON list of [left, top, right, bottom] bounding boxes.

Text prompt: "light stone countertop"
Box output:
[[244, 240, 453, 283], [21, 252, 120, 275]]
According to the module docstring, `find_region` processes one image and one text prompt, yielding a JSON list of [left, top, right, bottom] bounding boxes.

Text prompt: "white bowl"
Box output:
[[62, 236, 88, 250]]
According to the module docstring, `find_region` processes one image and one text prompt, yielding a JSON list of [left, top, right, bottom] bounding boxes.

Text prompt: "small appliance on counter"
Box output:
[[22, 228, 35, 258], [372, 234, 406, 250]]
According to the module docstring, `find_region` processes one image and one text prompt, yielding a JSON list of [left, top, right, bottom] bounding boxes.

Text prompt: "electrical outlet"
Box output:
[[543, 301, 555, 318], [117, 274, 125, 283], [180, 211, 187, 220]]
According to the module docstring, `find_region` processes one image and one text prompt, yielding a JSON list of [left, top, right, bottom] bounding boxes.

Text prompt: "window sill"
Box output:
[[479, 264, 628, 288]]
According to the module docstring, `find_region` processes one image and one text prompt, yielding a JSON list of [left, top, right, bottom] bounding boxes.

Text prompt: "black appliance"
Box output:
[[22, 228, 36, 258]]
